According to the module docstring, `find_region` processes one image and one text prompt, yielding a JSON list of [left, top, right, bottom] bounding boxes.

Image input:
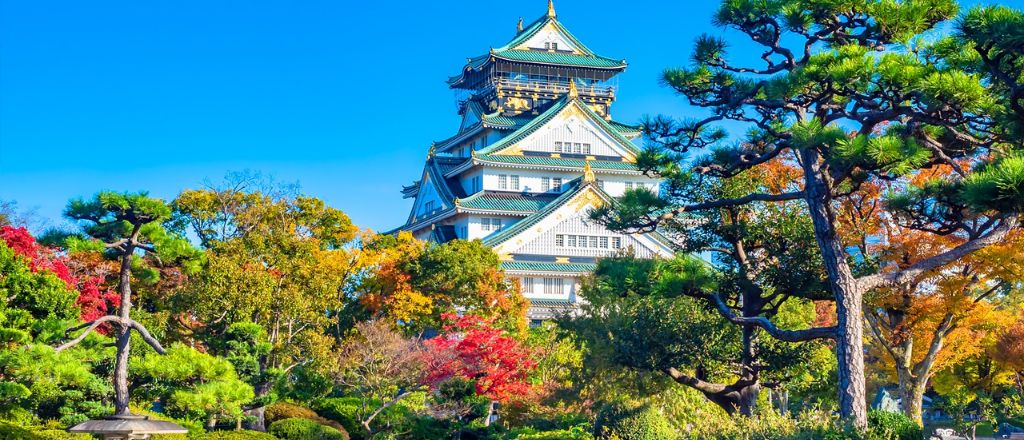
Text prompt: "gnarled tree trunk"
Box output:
[[801, 149, 868, 429]]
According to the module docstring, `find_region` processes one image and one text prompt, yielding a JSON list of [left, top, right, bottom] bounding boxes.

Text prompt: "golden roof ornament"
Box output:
[[517, 17, 523, 33], [547, 0, 556, 18], [583, 160, 595, 183], [428, 144, 436, 157], [568, 78, 579, 98]]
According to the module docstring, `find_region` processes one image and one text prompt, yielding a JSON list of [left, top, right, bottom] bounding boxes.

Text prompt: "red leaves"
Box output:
[[422, 313, 537, 403], [1, 226, 118, 331], [1, 226, 75, 288]]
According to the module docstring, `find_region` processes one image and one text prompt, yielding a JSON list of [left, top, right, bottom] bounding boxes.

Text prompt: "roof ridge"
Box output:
[[482, 177, 586, 246], [477, 96, 639, 156]]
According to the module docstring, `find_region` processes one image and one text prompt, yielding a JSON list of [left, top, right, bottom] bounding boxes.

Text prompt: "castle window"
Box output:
[[582, 143, 591, 154], [493, 218, 503, 230], [541, 177, 551, 192], [552, 178, 562, 191], [600, 237, 609, 248], [625, 182, 634, 190], [554, 142, 563, 153], [612, 237, 622, 249], [589, 236, 600, 248], [543, 278, 563, 294], [578, 236, 588, 248], [481, 218, 491, 231], [522, 277, 535, 294], [498, 175, 508, 190], [555, 234, 564, 247], [510, 175, 520, 190], [597, 180, 604, 189], [567, 235, 577, 247]]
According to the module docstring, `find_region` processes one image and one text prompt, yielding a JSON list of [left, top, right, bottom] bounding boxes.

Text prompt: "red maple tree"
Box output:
[[1, 226, 119, 328], [422, 313, 536, 403]]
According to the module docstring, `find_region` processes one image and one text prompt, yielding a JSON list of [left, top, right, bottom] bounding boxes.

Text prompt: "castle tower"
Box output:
[[391, 1, 674, 322]]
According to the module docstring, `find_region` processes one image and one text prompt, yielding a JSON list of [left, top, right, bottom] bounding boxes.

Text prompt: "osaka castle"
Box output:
[[392, 0, 674, 320]]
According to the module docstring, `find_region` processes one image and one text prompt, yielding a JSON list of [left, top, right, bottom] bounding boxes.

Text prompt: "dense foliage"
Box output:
[[0, 1, 1022, 439]]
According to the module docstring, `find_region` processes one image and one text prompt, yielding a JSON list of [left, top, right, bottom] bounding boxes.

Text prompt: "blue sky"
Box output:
[[0, 0, 987, 233]]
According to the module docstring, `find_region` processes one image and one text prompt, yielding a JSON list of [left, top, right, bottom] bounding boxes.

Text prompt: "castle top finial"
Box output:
[[583, 160, 595, 183], [547, 0, 556, 18], [517, 17, 524, 32], [567, 78, 578, 98]]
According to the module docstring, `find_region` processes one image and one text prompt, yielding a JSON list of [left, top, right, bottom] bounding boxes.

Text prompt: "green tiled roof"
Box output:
[[608, 120, 642, 138], [448, 13, 626, 86], [483, 178, 589, 247], [527, 298, 574, 307], [459, 192, 557, 212], [476, 95, 641, 156], [491, 49, 625, 68], [502, 261, 597, 273], [476, 154, 641, 171], [481, 113, 534, 129]]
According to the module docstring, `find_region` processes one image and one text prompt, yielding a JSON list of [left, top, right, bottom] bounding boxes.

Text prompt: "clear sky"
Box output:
[[0, 0, 988, 233]]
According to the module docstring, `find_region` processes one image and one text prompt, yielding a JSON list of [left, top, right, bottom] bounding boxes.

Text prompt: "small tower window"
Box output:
[[541, 177, 550, 192], [510, 175, 520, 190], [552, 177, 562, 191], [498, 175, 508, 190]]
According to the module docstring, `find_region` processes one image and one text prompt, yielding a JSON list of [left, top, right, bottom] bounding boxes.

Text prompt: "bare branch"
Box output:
[[701, 292, 836, 342], [858, 215, 1019, 291], [128, 320, 167, 355], [55, 315, 126, 352]]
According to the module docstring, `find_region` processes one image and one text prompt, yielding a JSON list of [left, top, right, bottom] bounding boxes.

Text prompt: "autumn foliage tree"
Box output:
[[422, 313, 537, 425]]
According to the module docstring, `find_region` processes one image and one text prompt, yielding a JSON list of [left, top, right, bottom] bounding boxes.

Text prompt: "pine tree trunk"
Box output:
[[245, 380, 274, 431], [800, 149, 868, 429], [113, 246, 135, 416]]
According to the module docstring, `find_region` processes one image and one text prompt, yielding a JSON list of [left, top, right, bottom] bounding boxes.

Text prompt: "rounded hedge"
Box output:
[[594, 403, 678, 440], [195, 430, 279, 440], [269, 417, 349, 440]]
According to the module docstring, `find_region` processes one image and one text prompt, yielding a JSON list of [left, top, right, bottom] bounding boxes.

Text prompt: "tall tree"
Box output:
[[594, 0, 1023, 427], [54, 192, 200, 416], [172, 181, 358, 430]]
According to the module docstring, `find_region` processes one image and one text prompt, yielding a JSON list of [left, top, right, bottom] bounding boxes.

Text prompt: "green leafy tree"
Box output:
[[54, 191, 201, 416], [171, 177, 357, 430], [0, 345, 112, 426], [593, 0, 1023, 427], [568, 255, 830, 416], [133, 344, 255, 429]]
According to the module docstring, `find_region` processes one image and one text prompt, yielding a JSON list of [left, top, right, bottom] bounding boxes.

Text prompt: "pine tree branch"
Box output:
[[55, 315, 127, 352]]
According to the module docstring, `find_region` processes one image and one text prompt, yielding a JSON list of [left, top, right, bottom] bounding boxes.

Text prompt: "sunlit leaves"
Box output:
[[960, 152, 1024, 212]]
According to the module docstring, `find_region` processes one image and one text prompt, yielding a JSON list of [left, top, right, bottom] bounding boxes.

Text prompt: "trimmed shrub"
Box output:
[[311, 397, 362, 437], [867, 410, 922, 440], [195, 430, 278, 440], [269, 417, 348, 440], [502, 426, 595, 439], [594, 403, 677, 440], [267, 401, 347, 434]]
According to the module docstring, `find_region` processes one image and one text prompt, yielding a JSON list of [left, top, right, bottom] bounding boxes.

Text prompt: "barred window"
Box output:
[[555, 234, 564, 247], [541, 177, 550, 192], [599, 237, 609, 248], [590, 236, 599, 247], [481, 218, 491, 231], [612, 237, 622, 249], [582, 143, 591, 154], [552, 178, 562, 191], [510, 175, 520, 190], [522, 277, 535, 294], [498, 175, 507, 190], [543, 278, 563, 294], [567, 235, 577, 247], [554, 142, 563, 153], [625, 182, 634, 190], [493, 218, 502, 230]]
